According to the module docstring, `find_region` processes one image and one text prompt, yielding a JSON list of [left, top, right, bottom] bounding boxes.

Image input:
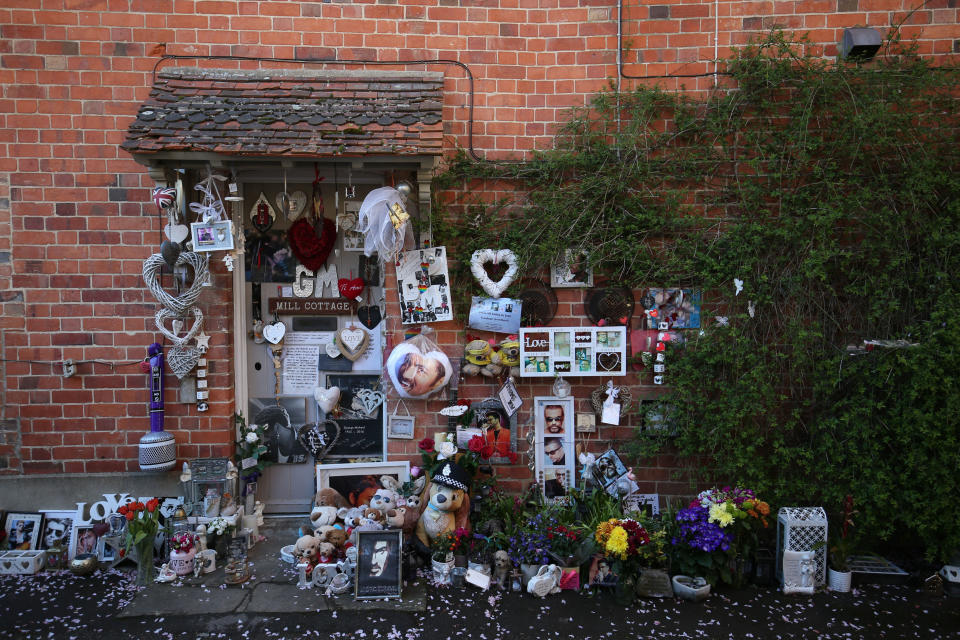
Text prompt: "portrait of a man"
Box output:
[[355, 530, 402, 599], [544, 437, 566, 466], [543, 404, 565, 434]]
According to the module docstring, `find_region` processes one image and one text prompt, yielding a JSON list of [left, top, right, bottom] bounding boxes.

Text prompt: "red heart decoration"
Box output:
[[338, 277, 364, 300], [288, 217, 337, 271]]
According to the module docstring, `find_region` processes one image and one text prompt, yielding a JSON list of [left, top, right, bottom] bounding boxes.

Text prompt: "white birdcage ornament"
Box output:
[[775, 507, 828, 589]]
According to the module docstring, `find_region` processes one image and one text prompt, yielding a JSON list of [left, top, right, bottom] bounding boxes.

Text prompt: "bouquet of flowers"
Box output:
[[119, 498, 160, 585], [235, 413, 272, 482], [207, 516, 235, 558], [431, 527, 469, 561], [507, 513, 560, 567], [595, 518, 651, 572], [170, 531, 198, 555]]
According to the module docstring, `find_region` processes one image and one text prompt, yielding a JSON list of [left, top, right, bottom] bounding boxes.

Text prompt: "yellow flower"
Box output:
[[709, 502, 734, 527], [605, 526, 629, 559]]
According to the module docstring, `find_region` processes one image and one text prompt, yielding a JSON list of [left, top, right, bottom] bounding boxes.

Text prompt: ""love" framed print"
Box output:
[[518, 326, 627, 377]]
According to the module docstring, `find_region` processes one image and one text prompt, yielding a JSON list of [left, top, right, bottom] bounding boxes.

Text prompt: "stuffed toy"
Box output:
[[493, 550, 511, 590], [317, 541, 337, 564], [315, 488, 350, 509], [527, 564, 563, 598], [492, 336, 521, 380], [416, 460, 471, 548], [362, 507, 385, 525], [369, 477, 401, 516], [323, 526, 348, 552], [384, 506, 406, 529], [337, 506, 365, 531], [293, 534, 321, 572], [462, 339, 502, 378], [309, 505, 339, 531]]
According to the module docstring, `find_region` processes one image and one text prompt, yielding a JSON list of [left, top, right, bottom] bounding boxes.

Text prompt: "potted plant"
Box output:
[[507, 513, 556, 586], [206, 516, 235, 560], [828, 495, 856, 593], [430, 529, 464, 584], [168, 531, 199, 576]]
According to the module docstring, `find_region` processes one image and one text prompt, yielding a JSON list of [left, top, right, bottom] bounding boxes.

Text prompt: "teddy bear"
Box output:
[[317, 541, 337, 564], [491, 336, 521, 380], [337, 506, 366, 533], [415, 460, 471, 548], [324, 526, 348, 552], [492, 549, 511, 590], [384, 506, 406, 529], [462, 339, 502, 378], [362, 507, 385, 526], [369, 477, 401, 516], [294, 534, 322, 575], [310, 487, 349, 534]]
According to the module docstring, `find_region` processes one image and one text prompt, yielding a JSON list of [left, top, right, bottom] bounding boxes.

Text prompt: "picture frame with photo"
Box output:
[[39, 510, 75, 555], [249, 396, 310, 464], [70, 523, 105, 559], [323, 374, 386, 459], [316, 462, 410, 509], [395, 246, 453, 324], [551, 249, 593, 288], [386, 415, 415, 440], [191, 219, 235, 253], [533, 396, 575, 502], [355, 529, 403, 599], [593, 449, 630, 495], [472, 398, 514, 462], [3, 512, 44, 551]]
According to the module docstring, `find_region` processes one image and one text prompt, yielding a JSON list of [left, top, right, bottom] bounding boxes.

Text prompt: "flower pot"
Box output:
[[169, 548, 197, 576], [432, 553, 454, 585], [672, 575, 711, 602], [828, 567, 853, 593]]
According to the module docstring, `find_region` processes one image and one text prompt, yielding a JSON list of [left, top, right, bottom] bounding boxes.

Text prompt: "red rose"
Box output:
[[418, 438, 435, 453], [468, 436, 484, 453], [480, 444, 495, 459], [125, 511, 135, 521], [507, 451, 518, 464], [457, 398, 470, 407]]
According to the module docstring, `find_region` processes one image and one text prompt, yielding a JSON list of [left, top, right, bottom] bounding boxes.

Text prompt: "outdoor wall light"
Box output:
[[840, 27, 883, 61]]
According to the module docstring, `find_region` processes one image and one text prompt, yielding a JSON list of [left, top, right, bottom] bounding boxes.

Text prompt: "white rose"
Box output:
[[437, 441, 456, 459], [245, 431, 258, 444]]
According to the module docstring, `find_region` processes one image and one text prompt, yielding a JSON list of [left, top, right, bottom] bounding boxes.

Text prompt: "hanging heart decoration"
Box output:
[[249, 192, 276, 233], [163, 223, 190, 244], [297, 419, 341, 460], [314, 386, 341, 414], [470, 249, 519, 298], [596, 352, 622, 372], [336, 326, 369, 361], [160, 240, 182, 268], [357, 304, 382, 330], [338, 277, 364, 300], [288, 216, 337, 272], [352, 388, 385, 416], [167, 343, 201, 379], [154, 307, 203, 346], [263, 321, 286, 345], [142, 252, 209, 315], [590, 385, 632, 416]]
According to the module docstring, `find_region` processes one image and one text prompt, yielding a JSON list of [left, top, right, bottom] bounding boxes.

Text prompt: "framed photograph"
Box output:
[[551, 249, 593, 288], [70, 523, 104, 559], [3, 512, 43, 551], [396, 246, 452, 324], [39, 510, 75, 554], [587, 553, 618, 588], [386, 415, 415, 440], [593, 449, 631, 495], [341, 201, 365, 252], [533, 396, 575, 502], [355, 529, 403, 599], [191, 219, 235, 253], [97, 536, 118, 563], [518, 326, 627, 377], [323, 374, 386, 459], [623, 492, 660, 517], [316, 462, 410, 509], [473, 398, 514, 462], [641, 288, 701, 329]]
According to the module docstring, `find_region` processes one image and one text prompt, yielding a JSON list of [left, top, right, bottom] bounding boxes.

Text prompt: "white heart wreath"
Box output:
[[155, 307, 204, 347], [142, 251, 209, 315], [470, 249, 519, 298]]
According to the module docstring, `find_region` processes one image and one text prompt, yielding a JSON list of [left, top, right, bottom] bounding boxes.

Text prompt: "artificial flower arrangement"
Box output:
[[670, 486, 771, 586], [118, 498, 161, 585], [206, 516, 236, 558], [234, 412, 272, 483], [170, 531, 199, 555]]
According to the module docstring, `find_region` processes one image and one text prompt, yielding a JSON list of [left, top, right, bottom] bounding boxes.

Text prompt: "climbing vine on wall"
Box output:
[[434, 30, 960, 561]]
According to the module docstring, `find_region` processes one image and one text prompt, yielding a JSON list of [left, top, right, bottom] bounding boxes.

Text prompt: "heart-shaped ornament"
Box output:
[[314, 386, 341, 414], [353, 388, 385, 416], [163, 223, 190, 243], [357, 305, 382, 330], [338, 277, 364, 300], [297, 419, 341, 459], [168, 343, 201, 379], [470, 249, 519, 298], [337, 326, 369, 361], [250, 192, 276, 233], [597, 352, 622, 372], [263, 321, 286, 345], [155, 307, 203, 347]]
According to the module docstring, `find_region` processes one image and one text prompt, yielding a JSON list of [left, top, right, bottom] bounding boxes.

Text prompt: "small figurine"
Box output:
[[493, 550, 511, 590], [155, 563, 177, 583]]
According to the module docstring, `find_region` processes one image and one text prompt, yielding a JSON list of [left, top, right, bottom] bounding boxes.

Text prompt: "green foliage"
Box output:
[[435, 29, 960, 561]]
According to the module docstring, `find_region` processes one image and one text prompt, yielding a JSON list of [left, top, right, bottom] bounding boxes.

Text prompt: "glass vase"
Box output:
[[135, 543, 155, 587]]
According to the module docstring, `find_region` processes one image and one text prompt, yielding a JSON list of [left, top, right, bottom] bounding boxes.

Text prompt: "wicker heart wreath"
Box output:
[[142, 251, 209, 315], [470, 249, 519, 298]]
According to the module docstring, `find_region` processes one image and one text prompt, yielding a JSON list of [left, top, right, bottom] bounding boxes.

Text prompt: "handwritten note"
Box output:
[[281, 344, 320, 395]]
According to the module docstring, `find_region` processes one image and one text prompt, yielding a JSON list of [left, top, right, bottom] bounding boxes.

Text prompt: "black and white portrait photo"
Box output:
[[355, 529, 403, 599]]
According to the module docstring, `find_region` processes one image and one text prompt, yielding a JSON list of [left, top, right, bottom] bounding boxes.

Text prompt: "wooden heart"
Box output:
[[357, 305, 382, 330], [338, 277, 364, 300], [470, 249, 519, 298], [297, 419, 341, 460], [167, 343, 201, 379], [155, 307, 203, 347], [276, 191, 307, 220], [163, 223, 190, 243], [337, 327, 369, 361], [353, 388, 385, 416], [314, 386, 341, 414], [263, 321, 286, 345]]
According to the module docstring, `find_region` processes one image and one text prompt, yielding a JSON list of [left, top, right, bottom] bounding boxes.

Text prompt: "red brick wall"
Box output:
[[0, 0, 955, 498]]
